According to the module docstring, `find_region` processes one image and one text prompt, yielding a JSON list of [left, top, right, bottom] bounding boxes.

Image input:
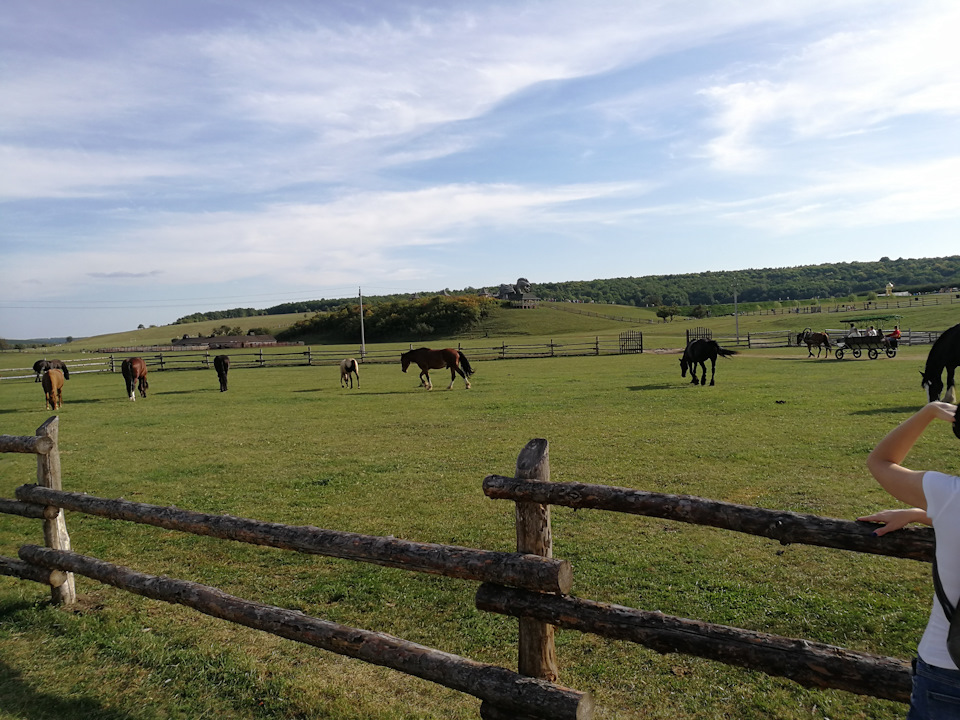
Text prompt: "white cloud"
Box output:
[[699, 1, 960, 170]]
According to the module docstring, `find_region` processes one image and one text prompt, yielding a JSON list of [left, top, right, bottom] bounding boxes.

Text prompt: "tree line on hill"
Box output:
[[173, 255, 960, 324], [276, 295, 496, 342]]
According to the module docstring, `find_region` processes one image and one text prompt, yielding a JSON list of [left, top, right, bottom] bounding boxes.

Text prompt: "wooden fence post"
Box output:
[[35, 417, 75, 606], [514, 439, 559, 682]]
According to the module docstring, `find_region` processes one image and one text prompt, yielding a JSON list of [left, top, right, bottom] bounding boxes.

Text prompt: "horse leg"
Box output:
[[945, 366, 957, 404], [807, 344, 814, 358], [709, 358, 716, 386], [699, 361, 708, 386], [420, 369, 432, 389]]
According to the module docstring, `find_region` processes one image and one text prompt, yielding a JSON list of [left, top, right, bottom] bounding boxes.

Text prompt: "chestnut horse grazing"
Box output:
[[214, 355, 230, 392], [42, 369, 64, 410], [121, 357, 149, 401], [339, 358, 360, 389], [400, 347, 474, 390]]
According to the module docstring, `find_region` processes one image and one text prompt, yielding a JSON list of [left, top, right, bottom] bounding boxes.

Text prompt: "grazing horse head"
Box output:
[[921, 370, 944, 402], [339, 358, 359, 389], [679, 354, 689, 378], [400, 353, 412, 373]]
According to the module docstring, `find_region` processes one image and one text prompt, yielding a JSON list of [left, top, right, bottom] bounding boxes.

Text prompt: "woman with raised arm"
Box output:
[[861, 401, 960, 719]]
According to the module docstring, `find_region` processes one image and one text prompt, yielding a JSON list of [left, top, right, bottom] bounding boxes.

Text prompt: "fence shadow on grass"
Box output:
[[850, 406, 925, 416], [0, 659, 137, 720]]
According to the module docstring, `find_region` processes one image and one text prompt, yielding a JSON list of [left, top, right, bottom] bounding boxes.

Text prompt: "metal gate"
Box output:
[[619, 331, 643, 354]]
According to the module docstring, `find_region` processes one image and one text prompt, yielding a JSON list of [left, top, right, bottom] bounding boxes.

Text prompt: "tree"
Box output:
[[656, 305, 680, 322]]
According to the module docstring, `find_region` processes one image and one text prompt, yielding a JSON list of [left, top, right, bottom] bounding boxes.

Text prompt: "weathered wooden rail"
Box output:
[[2, 428, 930, 713], [481, 439, 924, 705], [0, 420, 591, 720]]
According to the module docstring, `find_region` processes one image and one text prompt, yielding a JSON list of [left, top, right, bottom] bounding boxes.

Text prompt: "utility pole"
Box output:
[[733, 283, 740, 343], [359, 287, 366, 359]]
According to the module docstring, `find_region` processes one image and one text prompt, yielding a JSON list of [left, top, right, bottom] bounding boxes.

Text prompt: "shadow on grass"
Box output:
[[0, 659, 137, 720], [850, 406, 922, 416], [627, 383, 677, 391]]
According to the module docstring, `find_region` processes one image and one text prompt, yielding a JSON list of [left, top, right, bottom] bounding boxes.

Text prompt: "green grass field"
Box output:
[[1, 310, 958, 719]]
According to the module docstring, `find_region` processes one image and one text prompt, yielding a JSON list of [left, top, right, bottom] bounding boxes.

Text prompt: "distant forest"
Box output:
[[174, 255, 960, 323]]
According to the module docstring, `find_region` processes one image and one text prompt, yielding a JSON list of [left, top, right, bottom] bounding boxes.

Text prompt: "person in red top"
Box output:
[[889, 325, 902, 339]]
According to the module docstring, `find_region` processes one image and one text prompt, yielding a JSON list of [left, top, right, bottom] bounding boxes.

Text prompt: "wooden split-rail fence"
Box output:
[[1, 426, 928, 716]]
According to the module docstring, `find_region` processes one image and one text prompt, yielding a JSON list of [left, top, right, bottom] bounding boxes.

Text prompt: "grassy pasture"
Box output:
[[0, 338, 955, 718]]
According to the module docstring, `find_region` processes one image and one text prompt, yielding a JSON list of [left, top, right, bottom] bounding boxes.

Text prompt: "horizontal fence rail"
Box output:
[[19, 546, 592, 720], [482, 475, 934, 562], [15, 485, 572, 594], [474, 584, 911, 703]]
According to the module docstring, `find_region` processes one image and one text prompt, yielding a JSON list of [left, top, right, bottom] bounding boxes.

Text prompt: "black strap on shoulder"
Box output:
[[934, 556, 957, 619]]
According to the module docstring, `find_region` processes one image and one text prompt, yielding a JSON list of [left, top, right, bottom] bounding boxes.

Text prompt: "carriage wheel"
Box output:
[[868, 348, 879, 360], [852, 348, 861, 358], [886, 348, 897, 358], [834, 348, 845, 360]]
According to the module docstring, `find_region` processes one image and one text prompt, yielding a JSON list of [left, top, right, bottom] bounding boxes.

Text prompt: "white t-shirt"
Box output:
[[917, 471, 960, 669]]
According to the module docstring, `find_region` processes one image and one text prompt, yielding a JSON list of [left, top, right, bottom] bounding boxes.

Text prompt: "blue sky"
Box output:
[[2, 0, 959, 338]]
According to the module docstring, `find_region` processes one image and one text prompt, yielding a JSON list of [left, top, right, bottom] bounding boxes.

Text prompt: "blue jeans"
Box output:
[[908, 657, 960, 719]]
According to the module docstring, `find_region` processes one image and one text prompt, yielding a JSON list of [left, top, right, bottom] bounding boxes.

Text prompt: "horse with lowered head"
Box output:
[[921, 323, 960, 403], [680, 339, 737, 386], [797, 328, 832, 358], [400, 347, 473, 390], [42, 369, 64, 410], [121, 357, 149, 401], [214, 355, 230, 392], [340, 358, 360, 389], [33, 359, 70, 382]]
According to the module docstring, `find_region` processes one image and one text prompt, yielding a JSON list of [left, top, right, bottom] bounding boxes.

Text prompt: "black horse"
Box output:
[[680, 339, 737, 386], [921, 323, 960, 403], [214, 355, 230, 392], [33, 359, 70, 382]]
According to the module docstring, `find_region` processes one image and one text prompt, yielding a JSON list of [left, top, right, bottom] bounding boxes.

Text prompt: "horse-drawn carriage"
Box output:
[[834, 334, 897, 360]]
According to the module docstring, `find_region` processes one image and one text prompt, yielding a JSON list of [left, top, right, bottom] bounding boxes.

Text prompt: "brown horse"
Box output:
[[400, 347, 474, 390], [214, 355, 230, 392], [121, 357, 149, 401], [340, 358, 360, 389], [797, 328, 832, 358], [42, 369, 64, 410]]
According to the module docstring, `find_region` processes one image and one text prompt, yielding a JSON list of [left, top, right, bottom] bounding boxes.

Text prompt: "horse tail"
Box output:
[[716, 347, 738, 358], [61, 365, 70, 380], [458, 352, 474, 376]]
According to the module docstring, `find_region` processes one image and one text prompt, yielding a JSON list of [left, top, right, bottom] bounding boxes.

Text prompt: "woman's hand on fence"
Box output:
[[857, 507, 931, 536]]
